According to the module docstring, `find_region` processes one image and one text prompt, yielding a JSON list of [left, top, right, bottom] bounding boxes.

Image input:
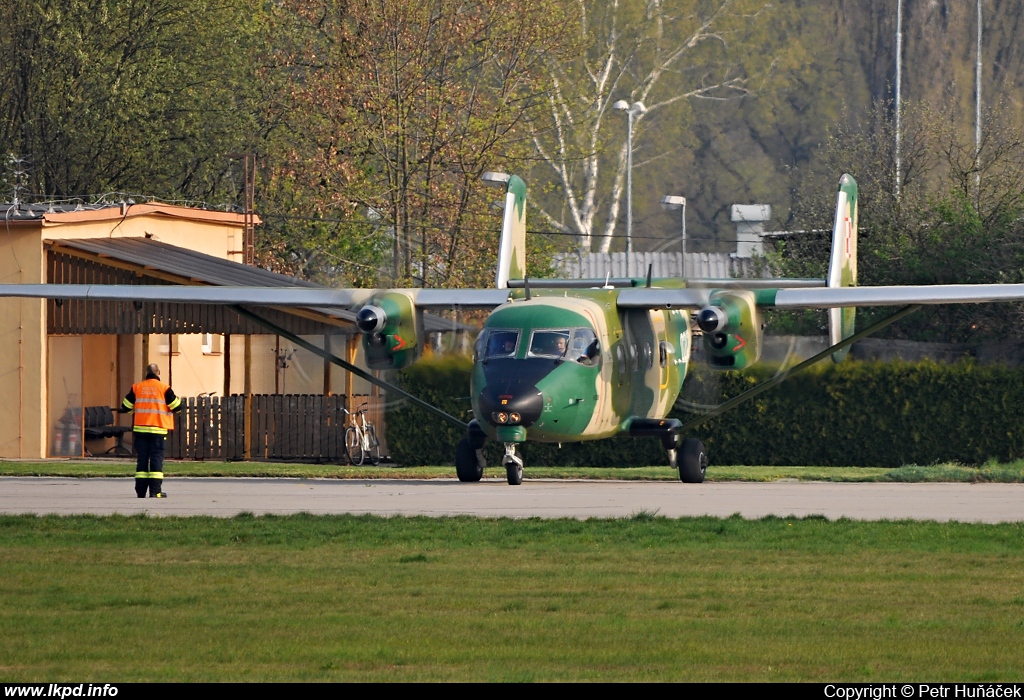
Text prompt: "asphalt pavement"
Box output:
[[1, 477, 1023, 522]]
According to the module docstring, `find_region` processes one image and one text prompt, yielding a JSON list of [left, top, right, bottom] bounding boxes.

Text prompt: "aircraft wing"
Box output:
[[0, 284, 511, 309], [14, 282, 1024, 311], [769, 284, 1024, 308], [617, 284, 1024, 310], [616, 288, 714, 309]]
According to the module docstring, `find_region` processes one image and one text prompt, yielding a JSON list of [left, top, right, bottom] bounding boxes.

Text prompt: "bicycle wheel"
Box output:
[[345, 426, 364, 465], [365, 425, 381, 466]]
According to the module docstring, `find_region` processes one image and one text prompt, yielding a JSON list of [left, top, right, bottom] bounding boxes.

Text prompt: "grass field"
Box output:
[[1, 514, 1023, 681], [3, 459, 1024, 482]]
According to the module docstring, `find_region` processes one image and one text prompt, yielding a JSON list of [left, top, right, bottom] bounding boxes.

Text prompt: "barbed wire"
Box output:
[[10, 189, 807, 245]]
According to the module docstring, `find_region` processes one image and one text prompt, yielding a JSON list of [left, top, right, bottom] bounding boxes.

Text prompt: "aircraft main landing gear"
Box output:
[[455, 419, 487, 482], [502, 443, 524, 485], [668, 437, 707, 483], [630, 419, 706, 483]]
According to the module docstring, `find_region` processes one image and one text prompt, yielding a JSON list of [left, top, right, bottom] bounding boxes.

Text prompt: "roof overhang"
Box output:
[[45, 237, 466, 333]]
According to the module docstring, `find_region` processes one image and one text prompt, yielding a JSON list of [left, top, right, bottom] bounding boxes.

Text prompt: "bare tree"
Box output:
[[272, 0, 576, 287], [528, 0, 777, 253]]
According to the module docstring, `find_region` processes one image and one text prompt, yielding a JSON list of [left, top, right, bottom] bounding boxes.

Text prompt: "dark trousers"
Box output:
[[134, 432, 166, 497]]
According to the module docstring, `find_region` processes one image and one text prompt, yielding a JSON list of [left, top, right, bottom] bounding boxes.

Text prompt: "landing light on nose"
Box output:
[[482, 388, 543, 427]]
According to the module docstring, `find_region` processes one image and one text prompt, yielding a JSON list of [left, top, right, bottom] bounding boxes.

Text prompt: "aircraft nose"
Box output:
[[479, 386, 543, 427]]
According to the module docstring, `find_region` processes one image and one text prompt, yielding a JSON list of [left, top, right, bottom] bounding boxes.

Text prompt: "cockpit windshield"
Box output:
[[477, 329, 519, 360], [528, 330, 571, 358], [476, 327, 600, 366], [527, 328, 601, 366]]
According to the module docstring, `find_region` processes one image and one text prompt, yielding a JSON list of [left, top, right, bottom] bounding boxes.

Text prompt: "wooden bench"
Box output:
[[84, 406, 132, 456]]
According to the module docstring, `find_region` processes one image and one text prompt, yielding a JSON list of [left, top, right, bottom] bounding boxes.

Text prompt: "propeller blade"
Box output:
[[232, 306, 468, 430]]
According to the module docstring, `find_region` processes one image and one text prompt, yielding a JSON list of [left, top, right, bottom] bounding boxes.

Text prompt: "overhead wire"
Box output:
[[258, 212, 762, 244]]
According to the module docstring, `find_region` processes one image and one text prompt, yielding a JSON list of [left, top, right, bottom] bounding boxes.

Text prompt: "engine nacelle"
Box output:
[[355, 292, 422, 369], [697, 290, 762, 370]]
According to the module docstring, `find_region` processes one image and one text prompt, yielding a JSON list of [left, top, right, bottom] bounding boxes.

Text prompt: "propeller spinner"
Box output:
[[696, 306, 727, 333], [356, 305, 387, 333]]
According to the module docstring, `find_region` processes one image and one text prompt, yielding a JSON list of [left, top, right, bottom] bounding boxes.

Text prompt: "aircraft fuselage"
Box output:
[[471, 290, 691, 444]]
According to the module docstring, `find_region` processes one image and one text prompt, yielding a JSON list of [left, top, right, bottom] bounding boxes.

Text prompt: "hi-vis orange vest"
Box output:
[[126, 378, 179, 434]]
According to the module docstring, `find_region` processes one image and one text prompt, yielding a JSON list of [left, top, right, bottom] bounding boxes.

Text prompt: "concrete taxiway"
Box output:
[[1, 477, 1023, 522]]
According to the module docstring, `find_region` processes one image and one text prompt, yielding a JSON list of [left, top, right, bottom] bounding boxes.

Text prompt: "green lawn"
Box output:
[[3, 459, 1024, 482], [1, 514, 1022, 681]]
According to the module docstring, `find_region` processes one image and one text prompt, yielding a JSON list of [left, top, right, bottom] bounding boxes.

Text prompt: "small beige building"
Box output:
[[0, 201, 407, 461]]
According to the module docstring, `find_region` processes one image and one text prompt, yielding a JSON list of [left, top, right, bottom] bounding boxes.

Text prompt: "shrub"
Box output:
[[386, 356, 1024, 467]]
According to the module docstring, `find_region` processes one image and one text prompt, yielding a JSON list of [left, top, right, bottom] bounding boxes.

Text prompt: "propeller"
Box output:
[[232, 305, 467, 430]]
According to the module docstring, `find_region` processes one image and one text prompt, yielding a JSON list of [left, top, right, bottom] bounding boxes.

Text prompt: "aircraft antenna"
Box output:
[[645, 264, 653, 288]]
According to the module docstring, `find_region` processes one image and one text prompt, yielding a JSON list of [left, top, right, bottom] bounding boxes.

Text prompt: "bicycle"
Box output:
[[343, 402, 381, 466]]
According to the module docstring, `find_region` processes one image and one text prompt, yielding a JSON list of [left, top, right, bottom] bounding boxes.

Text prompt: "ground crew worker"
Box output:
[[120, 363, 181, 498]]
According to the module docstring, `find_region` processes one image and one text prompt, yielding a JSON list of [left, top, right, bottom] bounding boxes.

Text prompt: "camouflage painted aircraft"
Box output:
[[6, 171, 1024, 485]]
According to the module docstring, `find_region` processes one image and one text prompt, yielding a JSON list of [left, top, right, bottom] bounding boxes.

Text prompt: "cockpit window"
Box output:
[[526, 328, 601, 366], [570, 328, 600, 367], [528, 329, 571, 358], [483, 329, 519, 359]]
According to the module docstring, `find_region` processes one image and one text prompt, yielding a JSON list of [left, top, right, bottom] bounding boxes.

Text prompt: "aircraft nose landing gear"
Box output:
[[502, 443, 524, 485]]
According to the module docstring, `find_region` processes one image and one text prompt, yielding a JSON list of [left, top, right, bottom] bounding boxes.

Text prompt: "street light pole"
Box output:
[[613, 100, 646, 255], [660, 195, 687, 277], [627, 108, 634, 254]]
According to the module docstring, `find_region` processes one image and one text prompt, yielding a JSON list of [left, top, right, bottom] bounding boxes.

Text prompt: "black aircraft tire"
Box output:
[[455, 437, 484, 482], [506, 461, 523, 486], [678, 438, 707, 484]]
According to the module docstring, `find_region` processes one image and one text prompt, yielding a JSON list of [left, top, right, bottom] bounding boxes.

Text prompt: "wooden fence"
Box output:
[[166, 394, 384, 462]]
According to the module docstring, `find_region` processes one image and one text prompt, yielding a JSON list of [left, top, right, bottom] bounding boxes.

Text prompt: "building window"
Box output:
[[159, 335, 179, 356], [202, 333, 223, 356]]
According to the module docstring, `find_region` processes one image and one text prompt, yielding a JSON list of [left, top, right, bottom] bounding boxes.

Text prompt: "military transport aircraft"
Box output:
[[5, 172, 1024, 485]]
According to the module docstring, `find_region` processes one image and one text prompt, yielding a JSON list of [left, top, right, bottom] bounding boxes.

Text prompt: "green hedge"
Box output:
[[385, 356, 1024, 467]]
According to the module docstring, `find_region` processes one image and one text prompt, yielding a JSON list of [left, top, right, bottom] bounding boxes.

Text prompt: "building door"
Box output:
[[47, 336, 83, 457]]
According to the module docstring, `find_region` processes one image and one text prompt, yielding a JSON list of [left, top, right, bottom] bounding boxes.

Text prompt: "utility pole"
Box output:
[[227, 153, 256, 265], [975, 0, 983, 201], [895, 0, 903, 200]]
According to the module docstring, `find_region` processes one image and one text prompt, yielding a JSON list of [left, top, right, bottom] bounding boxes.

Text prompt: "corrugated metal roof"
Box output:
[[51, 237, 317, 288], [552, 251, 762, 279], [49, 237, 462, 333]]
